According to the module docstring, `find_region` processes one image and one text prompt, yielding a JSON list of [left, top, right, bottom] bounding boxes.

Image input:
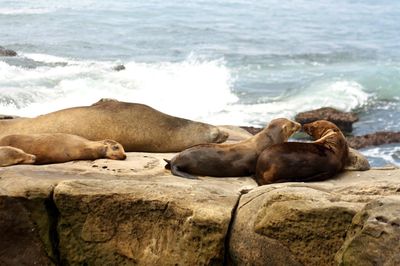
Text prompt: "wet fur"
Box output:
[[255, 120, 349, 185], [165, 118, 301, 179]]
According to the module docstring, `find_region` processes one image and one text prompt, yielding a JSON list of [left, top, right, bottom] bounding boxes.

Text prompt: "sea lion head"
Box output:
[[101, 140, 127, 160], [210, 127, 229, 143], [265, 118, 301, 143], [303, 120, 341, 139]]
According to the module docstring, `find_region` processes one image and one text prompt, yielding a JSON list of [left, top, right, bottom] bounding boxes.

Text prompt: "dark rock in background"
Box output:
[[295, 107, 358, 133], [0, 46, 17, 57], [0, 115, 20, 120], [347, 131, 400, 149], [240, 126, 262, 135], [113, 64, 125, 71]]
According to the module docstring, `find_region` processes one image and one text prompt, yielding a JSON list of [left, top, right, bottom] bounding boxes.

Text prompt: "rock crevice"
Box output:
[[0, 151, 399, 265]]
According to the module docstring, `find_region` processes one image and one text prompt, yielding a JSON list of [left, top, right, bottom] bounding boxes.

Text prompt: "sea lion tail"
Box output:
[[170, 165, 198, 180], [164, 159, 198, 179], [164, 159, 171, 170]]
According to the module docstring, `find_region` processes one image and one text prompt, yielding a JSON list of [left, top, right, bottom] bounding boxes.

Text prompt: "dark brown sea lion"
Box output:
[[165, 118, 301, 179], [0, 133, 126, 164], [255, 120, 349, 185], [0, 99, 228, 152], [0, 146, 36, 167]]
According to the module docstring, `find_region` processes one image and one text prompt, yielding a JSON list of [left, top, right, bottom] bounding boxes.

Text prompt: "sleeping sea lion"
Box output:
[[0, 133, 126, 164], [0, 99, 228, 152]]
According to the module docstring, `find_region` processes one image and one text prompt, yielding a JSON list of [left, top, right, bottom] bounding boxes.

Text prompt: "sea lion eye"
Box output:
[[112, 145, 119, 151]]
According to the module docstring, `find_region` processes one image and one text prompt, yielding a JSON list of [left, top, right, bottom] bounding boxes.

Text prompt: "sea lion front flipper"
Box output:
[[170, 164, 199, 179]]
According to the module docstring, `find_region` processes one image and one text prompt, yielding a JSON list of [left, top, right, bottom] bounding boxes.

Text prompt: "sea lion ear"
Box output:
[[111, 145, 120, 151], [102, 139, 116, 145]]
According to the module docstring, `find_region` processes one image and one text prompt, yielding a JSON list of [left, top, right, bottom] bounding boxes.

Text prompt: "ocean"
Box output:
[[0, 0, 399, 166]]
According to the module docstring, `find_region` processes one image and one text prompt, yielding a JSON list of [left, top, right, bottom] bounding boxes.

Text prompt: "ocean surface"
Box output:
[[0, 0, 399, 166]]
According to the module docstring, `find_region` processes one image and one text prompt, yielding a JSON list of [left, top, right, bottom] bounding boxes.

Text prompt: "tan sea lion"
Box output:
[[0, 146, 36, 167], [0, 133, 126, 164], [345, 147, 370, 171], [0, 99, 228, 152], [165, 118, 301, 179], [255, 120, 348, 185]]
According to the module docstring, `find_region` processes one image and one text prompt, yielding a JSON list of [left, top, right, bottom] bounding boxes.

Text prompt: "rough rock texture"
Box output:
[[295, 107, 359, 133], [0, 151, 255, 266], [54, 178, 252, 265], [335, 196, 400, 266], [347, 131, 400, 149], [0, 196, 55, 265], [229, 169, 400, 266], [0, 46, 17, 57]]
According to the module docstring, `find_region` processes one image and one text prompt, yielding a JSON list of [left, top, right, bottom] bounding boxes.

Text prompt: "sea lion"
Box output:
[[0, 146, 36, 167], [345, 147, 370, 171], [0, 99, 228, 152], [165, 118, 301, 179], [0, 133, 126, 164], [255, 120, 349, 185]]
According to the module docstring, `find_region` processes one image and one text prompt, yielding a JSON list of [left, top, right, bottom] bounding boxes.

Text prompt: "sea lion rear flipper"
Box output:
[[170, 164, 198, 179], [164, 159, 171, 170]]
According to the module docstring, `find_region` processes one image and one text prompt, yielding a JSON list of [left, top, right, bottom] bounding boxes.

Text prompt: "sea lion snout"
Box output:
[[24, 154, 36, 164], [291, 121, 302, 133]]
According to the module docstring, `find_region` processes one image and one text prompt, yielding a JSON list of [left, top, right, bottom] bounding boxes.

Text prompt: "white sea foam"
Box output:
[[202, 80, 370, 126], [0, 54, 372, 126], [21, 53, 72, 63], [0, 54, 238, 120], [361, 145, 400, 167]]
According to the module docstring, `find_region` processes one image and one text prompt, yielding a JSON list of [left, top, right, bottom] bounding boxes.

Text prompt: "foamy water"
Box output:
[[0, 53, 372, 127]]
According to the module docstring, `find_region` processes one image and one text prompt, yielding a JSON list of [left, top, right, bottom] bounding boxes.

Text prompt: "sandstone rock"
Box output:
[[335, 196, 400, 266], [0, 151, 256, 265], [0, 196, 55, 266], [0, 46, 17, 57], [229, 169, 400, 266], [347, 131, 400, 149], [54, 176, 255, 265], [295, 107, 358, 133], [0, 148, 399, 265]]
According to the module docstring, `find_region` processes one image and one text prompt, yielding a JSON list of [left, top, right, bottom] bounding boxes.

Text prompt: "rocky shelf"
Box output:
[[1, 149, 399, 265]]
